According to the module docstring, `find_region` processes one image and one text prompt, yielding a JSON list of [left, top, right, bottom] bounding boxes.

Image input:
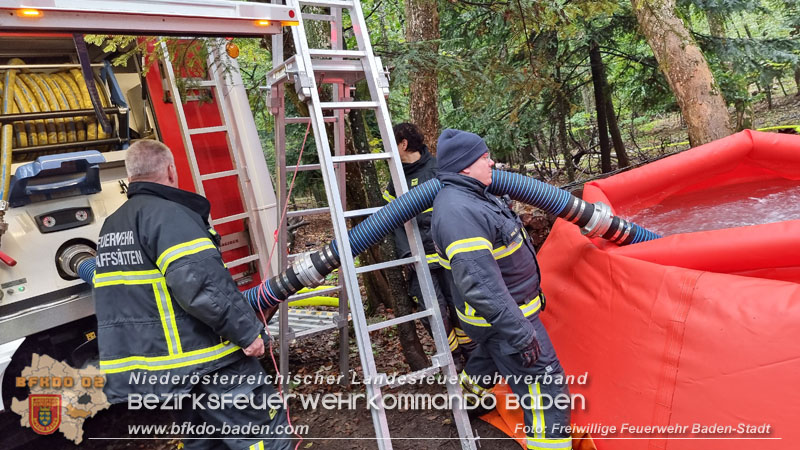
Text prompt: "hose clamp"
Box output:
[[292, 252, 325, 288], [580, 201, 614, 238]]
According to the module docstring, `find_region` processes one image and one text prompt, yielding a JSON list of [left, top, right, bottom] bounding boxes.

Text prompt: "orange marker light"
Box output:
[[225, 41, 240, 59], [255, 19, 271, 26], [18, 9, 42, 17]]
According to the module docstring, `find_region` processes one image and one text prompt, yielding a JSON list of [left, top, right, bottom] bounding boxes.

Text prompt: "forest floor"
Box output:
[[17, 93, 800, 450]]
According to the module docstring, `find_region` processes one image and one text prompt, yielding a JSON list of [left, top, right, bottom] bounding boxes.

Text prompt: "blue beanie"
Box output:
[[436, 129, 489, 173]]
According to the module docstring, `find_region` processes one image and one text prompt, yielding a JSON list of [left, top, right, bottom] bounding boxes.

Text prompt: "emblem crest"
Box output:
[[29, 394, 61, 435]]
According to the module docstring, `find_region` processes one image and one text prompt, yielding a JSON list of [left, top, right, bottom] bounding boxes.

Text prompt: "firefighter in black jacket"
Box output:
[[94, 140, 291, 450], [431, 129, 572, 450], [383, 123, 473, 365]]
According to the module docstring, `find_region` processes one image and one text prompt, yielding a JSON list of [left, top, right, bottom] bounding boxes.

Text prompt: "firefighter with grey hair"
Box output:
[[94, 139, 292, 450]]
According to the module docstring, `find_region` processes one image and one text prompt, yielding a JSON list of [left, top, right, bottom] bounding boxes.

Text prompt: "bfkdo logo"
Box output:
[[29, 394, 61, 435]]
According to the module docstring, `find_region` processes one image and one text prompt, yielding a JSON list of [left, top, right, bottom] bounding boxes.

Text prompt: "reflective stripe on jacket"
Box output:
[[94, 182, 263, 403], [383, 146, 439, 266], [431, 173, 541, 350]]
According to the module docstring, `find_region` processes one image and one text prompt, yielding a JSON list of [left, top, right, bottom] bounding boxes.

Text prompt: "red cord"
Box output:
[[255, 119, 312, 450]]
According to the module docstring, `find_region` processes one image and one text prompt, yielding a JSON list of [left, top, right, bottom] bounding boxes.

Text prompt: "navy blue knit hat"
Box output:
[[436, 129, 489, 173]]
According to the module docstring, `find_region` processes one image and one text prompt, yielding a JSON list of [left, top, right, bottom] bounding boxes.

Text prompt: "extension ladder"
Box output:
[[266, 0, 477, 448], [160, 41, 279, 291]]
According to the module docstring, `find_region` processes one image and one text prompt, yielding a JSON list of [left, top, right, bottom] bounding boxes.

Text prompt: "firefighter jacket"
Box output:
[[93, 182, 263, 403], [382, 146, 439, 267], [431, 173, 542, 351]]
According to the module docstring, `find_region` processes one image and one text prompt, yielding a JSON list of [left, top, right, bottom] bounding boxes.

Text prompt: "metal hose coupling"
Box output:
[[58, 243, 96, 278], [580, 201, 614, 238]]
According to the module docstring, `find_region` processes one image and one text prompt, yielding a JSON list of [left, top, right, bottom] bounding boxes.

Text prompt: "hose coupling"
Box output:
[[291, 252, 325, 288], [58, 244, 96, 278], [580, 201, 614, 238]]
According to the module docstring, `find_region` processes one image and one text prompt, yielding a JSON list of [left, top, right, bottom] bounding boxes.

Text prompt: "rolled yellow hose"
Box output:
[[11, 79, 40, 146], [51, 72, 85, 141], [16, 76, 52, 145], [20, 73, 58, 144], [29, 73, 67, 144], [0, 81, 28, 149], [43, 74, 77, 142], [68, 69, 103, 140]]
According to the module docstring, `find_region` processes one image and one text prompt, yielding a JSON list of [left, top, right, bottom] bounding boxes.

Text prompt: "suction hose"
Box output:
[[73, 170, 661, 313]]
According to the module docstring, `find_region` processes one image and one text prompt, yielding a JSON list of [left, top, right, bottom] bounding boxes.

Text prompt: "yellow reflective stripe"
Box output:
[[526, 437, 572, 450], [426, 253, 440, 264], [422, 207, 433, 213], [457, 309, 492, 327], [526, 383, 546, 439], [249, 441, 265, 450], [445, 237, 493, 259], [93, 269, 162, 287], [153, 280, 182, 355], [454, 327, 473, 343], [438, 255, 451, 270], [493, 237, 523, 260], [448, 329, 458, 351], [156, 238, 216, 273], [100, 341, 240, 374], [382, 190, 395, 202], [459, 370, 488, 396], [458, 295, 541, 327]]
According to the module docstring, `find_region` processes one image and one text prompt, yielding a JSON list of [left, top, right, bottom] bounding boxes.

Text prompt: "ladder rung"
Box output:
[[355, 255, 418, 274], [286, 207, 330, 218], [188, 125, 228, 135], [298, 0, 353, 8], [367, 309, 434, 333], [288, 286, 341, 302], [319, 101, 379, 110], [383, 364, 444, 390], [331, 153, 391, 164], [301, 13, 335, 21], [183, 78, 216, 88], [225, 254, 259, 269], [308, 49, 366, 58], [286, 116, 337, 124], [287, 163, 321, 172], [211, 212, 250, 226], [343, 206, 381, 219], [200, 169, 238, 181]]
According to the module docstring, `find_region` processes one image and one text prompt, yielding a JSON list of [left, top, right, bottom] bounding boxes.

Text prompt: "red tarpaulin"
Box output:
[[487, 130, 800, 449]]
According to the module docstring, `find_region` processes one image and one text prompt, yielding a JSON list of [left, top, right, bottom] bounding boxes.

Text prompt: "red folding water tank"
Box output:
[[535, 130, 799, 449]]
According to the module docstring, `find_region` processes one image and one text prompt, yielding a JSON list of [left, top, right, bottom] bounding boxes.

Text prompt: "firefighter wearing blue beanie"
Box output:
[[432, 129, 573, 448], [436, 128, 489, 173]]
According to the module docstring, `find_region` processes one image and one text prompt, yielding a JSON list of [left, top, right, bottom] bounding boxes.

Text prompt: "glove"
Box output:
[[520, 335, 542, 368]]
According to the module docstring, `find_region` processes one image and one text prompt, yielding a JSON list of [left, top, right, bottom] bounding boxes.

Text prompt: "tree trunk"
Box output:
[[346, 82, 428, 371], [405, 0, 440, 153], [589, 41, 613, 173], [632, 0, 732, 146], [606, 96, 630, 168], [795, 66, 800, 95]]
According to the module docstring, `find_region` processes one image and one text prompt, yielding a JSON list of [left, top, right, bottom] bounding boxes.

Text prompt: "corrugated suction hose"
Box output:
[[75, 170, 661, 314]]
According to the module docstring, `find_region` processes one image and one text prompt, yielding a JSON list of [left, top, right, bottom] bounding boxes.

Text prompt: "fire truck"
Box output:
[[0, 1, 294, 443]]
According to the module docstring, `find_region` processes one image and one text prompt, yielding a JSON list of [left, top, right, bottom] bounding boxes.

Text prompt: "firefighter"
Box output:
[[93, 140, 292, 450], [382, 123, 474, 368], [431, 129, 572, 450]]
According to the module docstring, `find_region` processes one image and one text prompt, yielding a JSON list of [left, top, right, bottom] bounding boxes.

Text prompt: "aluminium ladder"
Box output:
[[161, 42, 279, 292], [266, 1, 477, 448]]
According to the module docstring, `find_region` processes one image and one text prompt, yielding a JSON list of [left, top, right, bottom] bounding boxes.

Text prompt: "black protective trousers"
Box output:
[[178, 357, 293, 450], [460, 316, 573, 450]]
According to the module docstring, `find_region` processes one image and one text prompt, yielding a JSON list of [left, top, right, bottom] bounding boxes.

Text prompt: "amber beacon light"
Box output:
[[17, 8, 43, 17]]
